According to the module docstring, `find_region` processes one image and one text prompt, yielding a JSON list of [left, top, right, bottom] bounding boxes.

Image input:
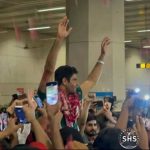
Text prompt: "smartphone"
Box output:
[[14, 106, 27, 124], [143, 118, 150, 130], [0, 113, 8, 131], [46, 81, 58, 105], [2, 113, 8, 130], [126, 89, 139, 99], [96, 101, 103, 107], [92, 100, 103, 109], [33, 95, 43, 108], [127, 118, 135, 128]]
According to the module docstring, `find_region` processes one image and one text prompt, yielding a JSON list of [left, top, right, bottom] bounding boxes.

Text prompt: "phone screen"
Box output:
[[92, 100, 103, 109], [0, 113, 8, 131], [33, 96, 43, 108], [97, 101, 103, 107], [46, 81, 58, 105], [15, 106, 27, 124], [143, 118, 150, 130]]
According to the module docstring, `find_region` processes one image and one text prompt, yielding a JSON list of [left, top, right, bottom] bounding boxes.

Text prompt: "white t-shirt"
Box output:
[[17, 123, 31, 144]]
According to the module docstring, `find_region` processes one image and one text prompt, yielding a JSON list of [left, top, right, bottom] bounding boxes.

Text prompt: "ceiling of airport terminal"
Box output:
[[0, 0, 149, 49], [125, 0, 150, 49], [0, 0, 66, 39]]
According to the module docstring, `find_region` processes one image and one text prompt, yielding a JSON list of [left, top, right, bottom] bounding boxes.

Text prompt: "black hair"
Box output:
[[93, 128, 124, 150], [55, 65, 78, 86], [88, 109, 95, 115], [12, 94, 18, 101], [86, 114, 97, 123], [60, 127, 84, 145], [93, 128, 141, 150], [8, 93, 27, 107]]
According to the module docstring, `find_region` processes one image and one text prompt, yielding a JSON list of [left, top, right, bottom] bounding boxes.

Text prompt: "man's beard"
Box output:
[[85, 130, 97, 137]]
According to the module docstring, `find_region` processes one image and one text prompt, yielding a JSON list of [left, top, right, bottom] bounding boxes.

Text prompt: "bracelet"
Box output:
[[97, 60, 104, 64]]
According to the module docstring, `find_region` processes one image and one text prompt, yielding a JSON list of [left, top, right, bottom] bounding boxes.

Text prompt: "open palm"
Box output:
[[57, 16, 72, 39], [101, 37, 111, 56]]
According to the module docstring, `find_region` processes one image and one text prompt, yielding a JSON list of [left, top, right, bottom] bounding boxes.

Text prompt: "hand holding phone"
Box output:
[[91, 100, 103, 110], [143, 118, 150, 130], [15, 106, 28, 124], [88, 92, 96, 99], [126, 89, 139, 99], [103, 102, 112, 111], [93, 101, 103, 107], [46, 81, 58, 105], [33, 95, 43, 108]]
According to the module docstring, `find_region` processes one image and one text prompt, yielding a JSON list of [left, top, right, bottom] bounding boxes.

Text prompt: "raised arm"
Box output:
[[115, 96, 134, 130], [134, 116, 149, 150], [0, 118, 21, 140], [46, 101, 64, 149], [80, 37, 110, 97], [38, 16, 72, 93], [23, 105, 52, 149], [79, 94, 96, 135], [49, 111, 64, 149]]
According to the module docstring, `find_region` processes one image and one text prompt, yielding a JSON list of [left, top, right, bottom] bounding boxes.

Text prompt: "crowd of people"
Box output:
[[0, 16, 149, 150]]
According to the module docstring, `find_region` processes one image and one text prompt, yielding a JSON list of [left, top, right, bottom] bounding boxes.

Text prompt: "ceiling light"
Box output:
[[134, 88, 140, 93], [0, 30, 8, 34], [144, 95, 150, 101], [37, 7, 65, 12], [125, 0, 142, 1], [143, 46, 150, 48], [137, 29, 150, 33], [124, 40, 132, 43], [125, 0, 134, 1], [27, 26, 51, 31]]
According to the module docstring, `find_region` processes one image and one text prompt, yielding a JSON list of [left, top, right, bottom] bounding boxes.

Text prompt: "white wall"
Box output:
[[125, 47, 150, 98], [88, 0, 125, 111], [0, 31, 66, 105]]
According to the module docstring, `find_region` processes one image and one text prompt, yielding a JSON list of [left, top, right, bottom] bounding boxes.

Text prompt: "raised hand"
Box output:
[[23, 105, 36, 123], [122, 94, 135, 110], [7, 99, 22, 115], [85, 93, 97, 104], [53, 111, 63, 125], [133, 116, 149, 150], [46, 101, 61, 119], [57, 16, 72, 39], [27, 89, 37, 110], [37, 103, 47, 118], [6, 117, 22, 134], [100, 37, 111, 56]]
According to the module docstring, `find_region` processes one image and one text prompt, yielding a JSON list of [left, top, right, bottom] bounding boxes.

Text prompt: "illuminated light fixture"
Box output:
[[143, 45, 150, 48], [144, 95, 150, 101], [137, 29, 150, 33], [37, 7, 65, 12], [125, 0, 134, 1], [134, 88, 140, 93], [27, 26, 51, 31], [125, 0, 143, 1], [0, 30, 8, 33], [124, 40, 132, 43]]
